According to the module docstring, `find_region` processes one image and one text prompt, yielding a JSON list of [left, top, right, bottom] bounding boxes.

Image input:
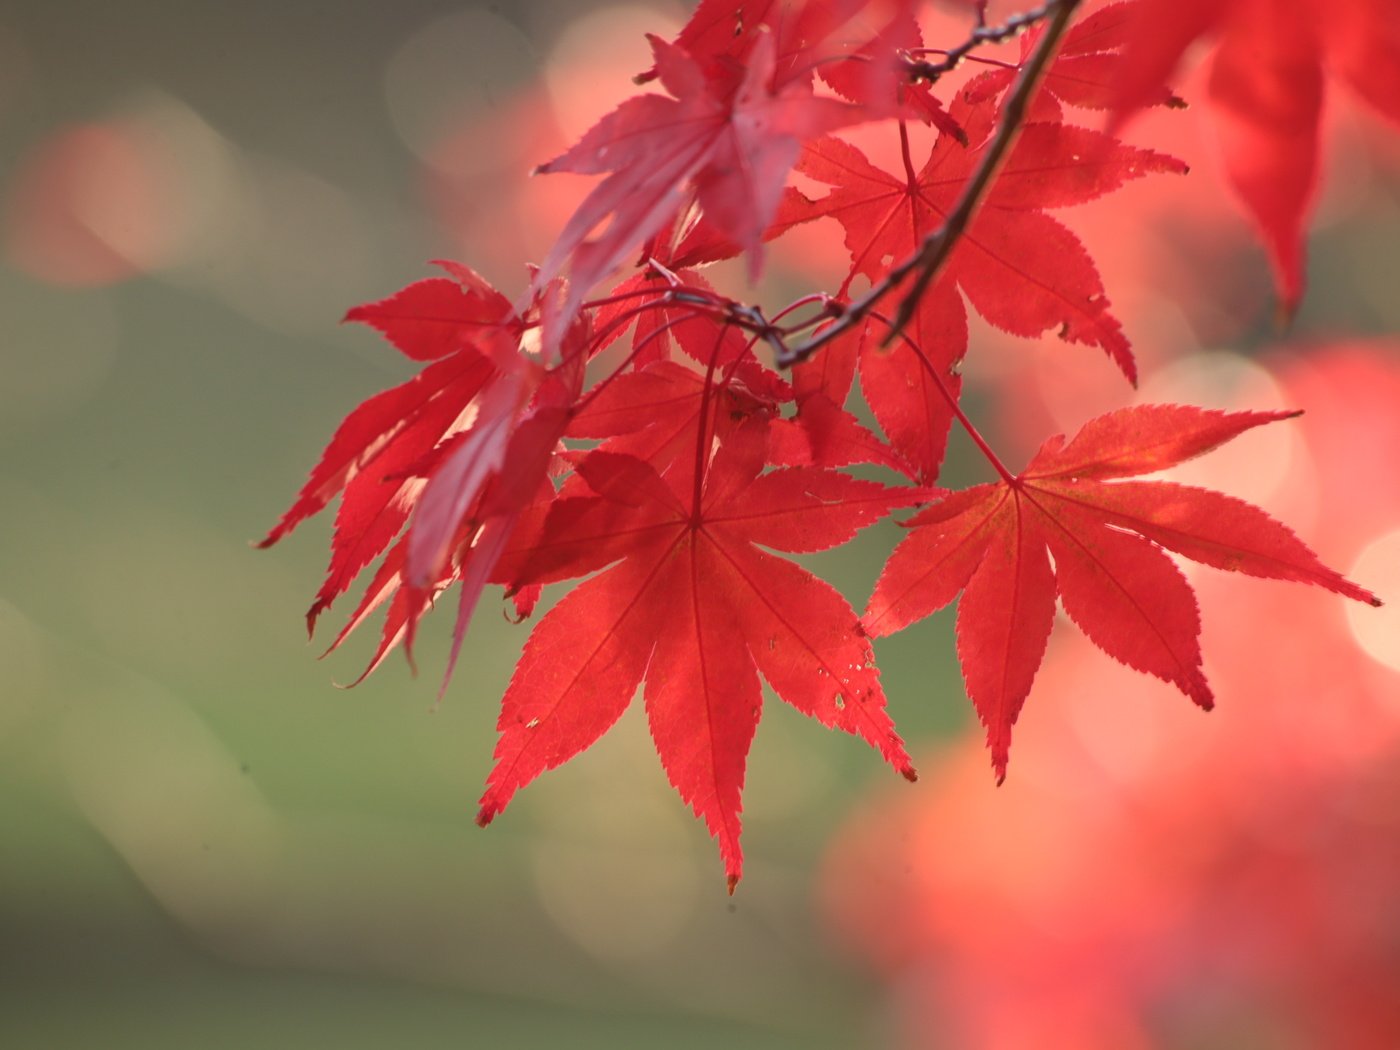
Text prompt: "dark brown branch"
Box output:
[[884, 0, 1080, 343], [777, 0, 1082, 368]]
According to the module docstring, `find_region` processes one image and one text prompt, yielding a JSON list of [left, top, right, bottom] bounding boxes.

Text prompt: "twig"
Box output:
[[885, 0, 1080, 343], [904, 1, 1057, 84]]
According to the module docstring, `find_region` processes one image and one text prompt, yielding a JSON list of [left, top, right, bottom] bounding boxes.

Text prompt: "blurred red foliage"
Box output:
[[5, 122, 177, 285]]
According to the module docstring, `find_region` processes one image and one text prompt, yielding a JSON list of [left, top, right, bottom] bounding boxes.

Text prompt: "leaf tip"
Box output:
[[1191, 667, 1216, 709], [304, 603, 323, 640], [987, 732, 1011, 784], [900, 763, 918, 784], [726, 872, 740, 896], [475, 802, 498, 828]]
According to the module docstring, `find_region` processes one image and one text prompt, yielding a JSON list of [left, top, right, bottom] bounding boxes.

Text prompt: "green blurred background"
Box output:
[[0, 3, 968, 1047], [3, 2, 1398, 1048]]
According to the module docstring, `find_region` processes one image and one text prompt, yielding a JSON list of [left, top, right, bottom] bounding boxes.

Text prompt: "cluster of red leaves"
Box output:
[[820, 343, 1400, 1049], [262, 0, 1383, 888]]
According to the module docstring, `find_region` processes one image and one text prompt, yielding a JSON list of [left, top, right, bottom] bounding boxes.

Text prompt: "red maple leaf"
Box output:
[[568, 348, 791, 469], [533, 29, 865, 319], [864, 404, 1380, 780], [817, 0, 964, 134], [789, 95, 1186, 388], [258, 264, 590, 690], [966, 1, 1184, 118], [256, 264, 514, 631], [781, 96, 1184, 482], [658, 0, 913, 87], [1109, 0, 1400, 312], [479, 418, 922, 890]]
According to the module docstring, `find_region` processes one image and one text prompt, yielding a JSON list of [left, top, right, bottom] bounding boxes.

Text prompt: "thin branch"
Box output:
[[904, 1, 1057, 84], [777, 0, 1082, 368], [887, 0, 1080, 343], [907, 48, 1018, 72]]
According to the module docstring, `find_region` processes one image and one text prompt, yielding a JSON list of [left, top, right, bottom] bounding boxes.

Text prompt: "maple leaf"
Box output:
[[658, 0, 912, 85], [479, 419, 922, 889], [864, 404, 1380, 781], [533, 29, 864, 321], [399, 316, 598, 693], [341, 260, 518, 362], [790, 95, 1186, 389], [261, 0, 1398, 899], [1109, 0, 1400, 313], [259, 263, 590, 692], [817, 0, 964, 135], [965, 0, 1184, 118], [257, 264, 515, 632]]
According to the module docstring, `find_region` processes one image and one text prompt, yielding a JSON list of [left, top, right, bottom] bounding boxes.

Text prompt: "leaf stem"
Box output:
[[897, 119, 920, 187], [691, 324, 727, 524]]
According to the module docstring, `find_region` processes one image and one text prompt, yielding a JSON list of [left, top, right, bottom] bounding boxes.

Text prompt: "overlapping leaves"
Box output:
[[484, 421, 920, 889], [261, 0, 1386, 888]]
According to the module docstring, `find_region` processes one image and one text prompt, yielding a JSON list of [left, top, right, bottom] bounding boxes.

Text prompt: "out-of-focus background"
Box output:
[[1, 2, 1397, 1048]]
